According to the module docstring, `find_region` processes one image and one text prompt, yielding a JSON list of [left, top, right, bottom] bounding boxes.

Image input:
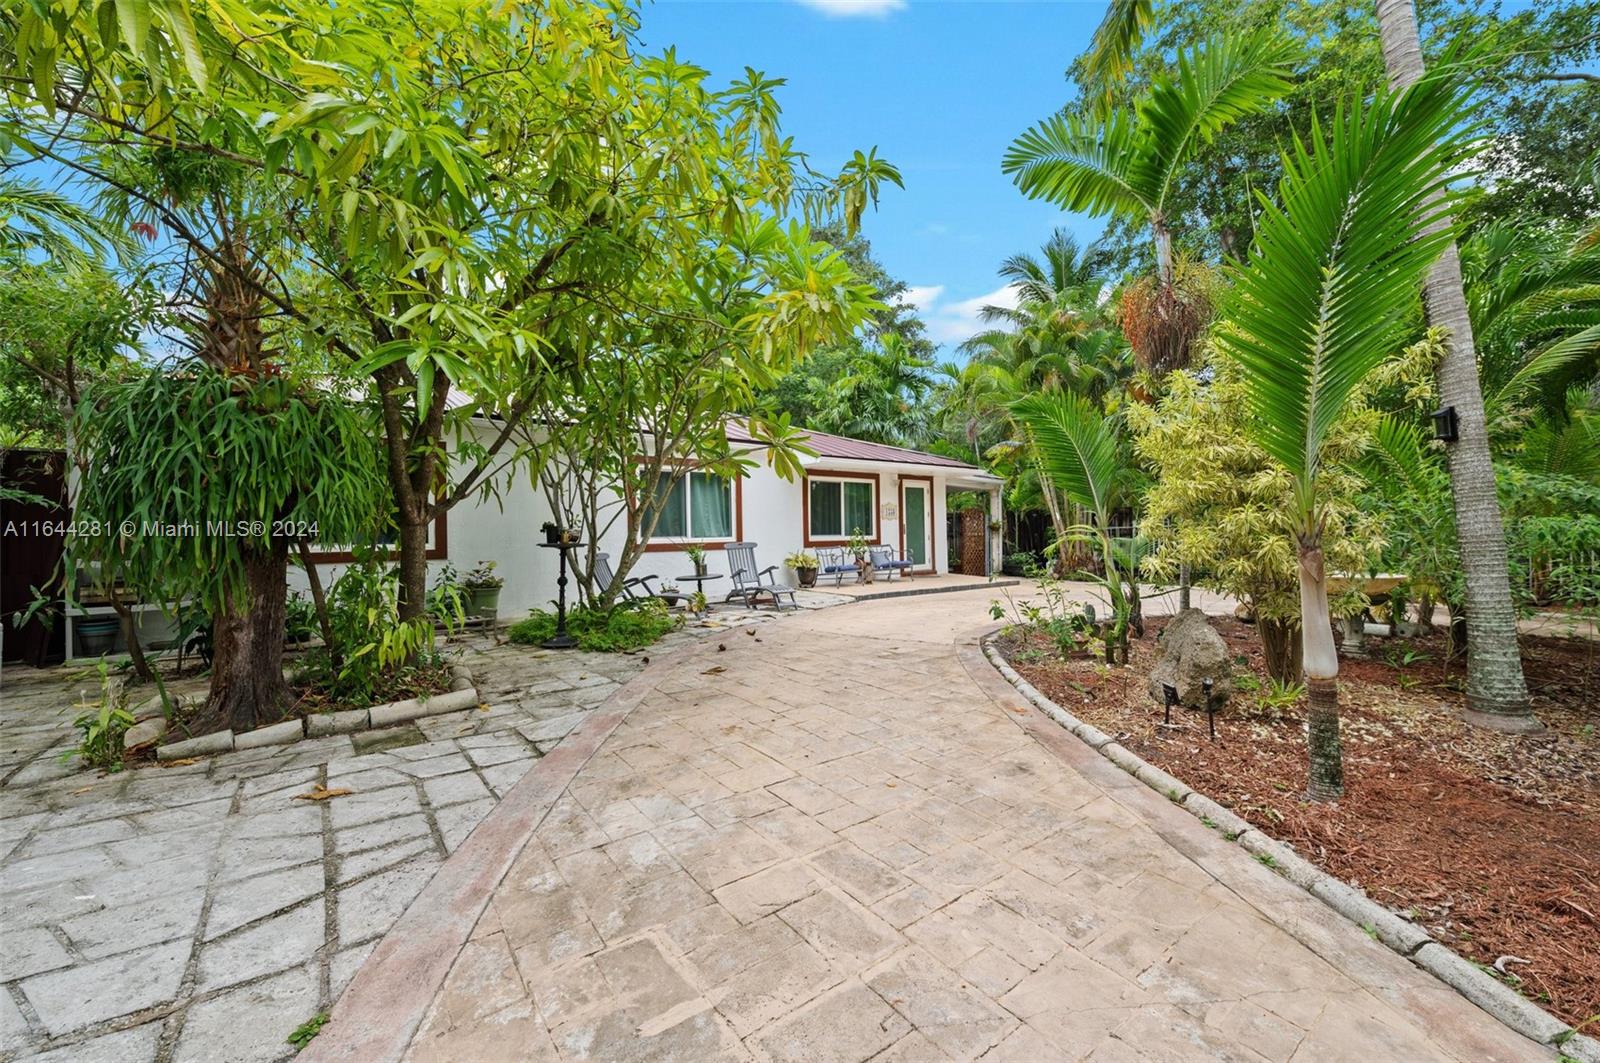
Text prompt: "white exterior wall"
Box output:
[[289, 422, 988, 617]]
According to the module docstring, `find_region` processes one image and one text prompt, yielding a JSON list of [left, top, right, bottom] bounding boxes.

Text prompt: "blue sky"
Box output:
[[642, 0, 1111, 352]]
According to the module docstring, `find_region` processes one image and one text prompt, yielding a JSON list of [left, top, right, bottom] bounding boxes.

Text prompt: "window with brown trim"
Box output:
[[806, 474, 877, 541]]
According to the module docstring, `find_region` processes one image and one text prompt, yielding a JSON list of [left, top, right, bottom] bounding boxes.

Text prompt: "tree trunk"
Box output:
[[1259, 616, 1303, 685], [204, 540, 291, 733], [1375, 0, 1536, 732], [1152, 218, 1174, 288], [295, 540, 339, 670], [1298, 539, 1343, 800], [1305, 677, 1345, 801], [396, 511, 430, 623]]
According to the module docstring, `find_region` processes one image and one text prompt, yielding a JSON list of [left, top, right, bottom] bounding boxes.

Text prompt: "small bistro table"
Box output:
[[675, 572, 723, 616], [538, 540, 585, 648]]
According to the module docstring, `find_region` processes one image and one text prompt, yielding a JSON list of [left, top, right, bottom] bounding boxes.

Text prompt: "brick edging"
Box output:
[[296, 644, 696, 1063], [979, 633, 1599, 1063]]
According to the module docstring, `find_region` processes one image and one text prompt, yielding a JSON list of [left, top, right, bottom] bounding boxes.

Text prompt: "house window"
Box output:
[[808, 477, 875, 540], [651, 471, 734, 541]]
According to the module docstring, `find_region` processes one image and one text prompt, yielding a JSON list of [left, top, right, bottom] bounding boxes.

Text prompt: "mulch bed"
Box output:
[[997, 616, 1600, 1026]]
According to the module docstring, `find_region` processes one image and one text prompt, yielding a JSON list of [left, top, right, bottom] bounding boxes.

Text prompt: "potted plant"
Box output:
[[657, 583, 682, 607], [684, 542, 708, 577], [784, 551, 819, 588], [463, 561, 504, 617], [847, 528, 873, 584], [541, 521, 562, 546], [75, 615, 120, 656]]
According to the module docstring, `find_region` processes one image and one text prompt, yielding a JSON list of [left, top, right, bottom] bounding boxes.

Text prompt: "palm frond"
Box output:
[[1365, 417, 1447, 500], [0, 178, 134, 267], [1131, 30, 1298, 209], [1080, 0, 1153, 100], [1010, 391, 1122, 518], [1215, 74, 1474, 485], [1003, 107, 1152, 218], [1491, 324, 1600, 413]]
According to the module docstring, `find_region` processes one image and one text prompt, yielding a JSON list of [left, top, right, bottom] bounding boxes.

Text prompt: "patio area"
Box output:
[[805, 572, 1020, 602]]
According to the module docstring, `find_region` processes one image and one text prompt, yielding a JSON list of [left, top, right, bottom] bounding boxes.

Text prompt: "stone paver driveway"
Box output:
[[312, 594, 1547, 1062]]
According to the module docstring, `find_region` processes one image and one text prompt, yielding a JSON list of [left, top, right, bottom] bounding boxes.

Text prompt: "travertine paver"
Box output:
[[0, 602, 834, 1062], [383, 594, 1549, 1063]]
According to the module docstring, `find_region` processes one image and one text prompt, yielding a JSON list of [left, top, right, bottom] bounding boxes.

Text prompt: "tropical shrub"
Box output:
[[1130, 355, 1383, 682], [65, 661, 134, 771], [298, 550, 447, 706], [507, 600, 678, 653]]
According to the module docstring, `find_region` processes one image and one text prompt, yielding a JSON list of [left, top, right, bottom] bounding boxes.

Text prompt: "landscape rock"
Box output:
[[1146, 608, 1233, 708]]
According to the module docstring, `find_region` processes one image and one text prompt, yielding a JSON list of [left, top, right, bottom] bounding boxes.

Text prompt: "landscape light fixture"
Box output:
[[1162, 682, 1178, 725], [1202, 677, 1217, 739], [1431, 405, 1459, 443]]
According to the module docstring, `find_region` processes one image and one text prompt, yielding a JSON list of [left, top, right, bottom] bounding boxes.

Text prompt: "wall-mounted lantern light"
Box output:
[[1431, 405, 1459, 443]]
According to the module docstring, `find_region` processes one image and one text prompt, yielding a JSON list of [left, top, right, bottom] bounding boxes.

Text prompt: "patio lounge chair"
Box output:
[[816, 546, 857, 586], [591, 552, 661, 604], [869, 545, 915, 581], [724, 542, 798, 611]]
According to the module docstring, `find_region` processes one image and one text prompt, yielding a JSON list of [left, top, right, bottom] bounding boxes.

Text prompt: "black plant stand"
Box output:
[[539, 540, 585, 649]]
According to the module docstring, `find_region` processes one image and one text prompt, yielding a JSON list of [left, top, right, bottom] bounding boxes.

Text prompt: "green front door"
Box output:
[[903, 483, 930, 568]]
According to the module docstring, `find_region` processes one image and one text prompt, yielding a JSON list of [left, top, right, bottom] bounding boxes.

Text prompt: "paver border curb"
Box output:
[[154, 664, 481, 762], [297, 641, 697, 1063], [980, 633, 1594, 1060]]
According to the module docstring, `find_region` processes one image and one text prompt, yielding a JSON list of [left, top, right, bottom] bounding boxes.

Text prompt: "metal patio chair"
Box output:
[[869, 545, 915, 581], [816, 546, 857, 587], [724, 541, 798, 611]]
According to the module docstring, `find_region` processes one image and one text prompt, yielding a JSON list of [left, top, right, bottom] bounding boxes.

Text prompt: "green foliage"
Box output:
[[1217, 75, 1473, 495], [286, 1013, 328, 1051], [1006, 29, 1295, 234], [0, 263, 157, 448], [1257, 677, 1306, 713], [1010, 392, 1136, 661], [506, 601, 677, 654], [283, 592, 318, 645], [760, 225, 936, 447], [1131, 355, 1382, 624], [1072, 0, 1600, 268], [300, 550, 444, 705], [72, 366, 386, 612], [65, 662, 134, 771]]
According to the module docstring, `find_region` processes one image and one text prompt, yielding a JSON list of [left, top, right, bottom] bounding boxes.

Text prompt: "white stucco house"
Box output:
[[291, 418, 1005, 618]]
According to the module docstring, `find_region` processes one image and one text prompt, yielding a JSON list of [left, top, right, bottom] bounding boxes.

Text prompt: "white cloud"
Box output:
[[894, 284, 944, 312], [912, 283, 1020, 344], [792, 0, 907, 18]]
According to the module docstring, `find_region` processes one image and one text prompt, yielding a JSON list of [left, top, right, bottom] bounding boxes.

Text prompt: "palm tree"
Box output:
[[1012, 390, 1136, 663], [1217, 73, 1477, 800], [983, 229, 1108, 321], [1004, 30, 1295, 371], [1374, 0, 1535, 730]]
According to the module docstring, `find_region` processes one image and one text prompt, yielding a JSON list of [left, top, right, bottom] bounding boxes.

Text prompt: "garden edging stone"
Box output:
[[154, 664, 480, 763], [980, 634, 1586, 1056]]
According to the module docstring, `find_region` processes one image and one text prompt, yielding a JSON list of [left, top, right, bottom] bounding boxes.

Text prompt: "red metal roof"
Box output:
[[727, 422, 984, 471]]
